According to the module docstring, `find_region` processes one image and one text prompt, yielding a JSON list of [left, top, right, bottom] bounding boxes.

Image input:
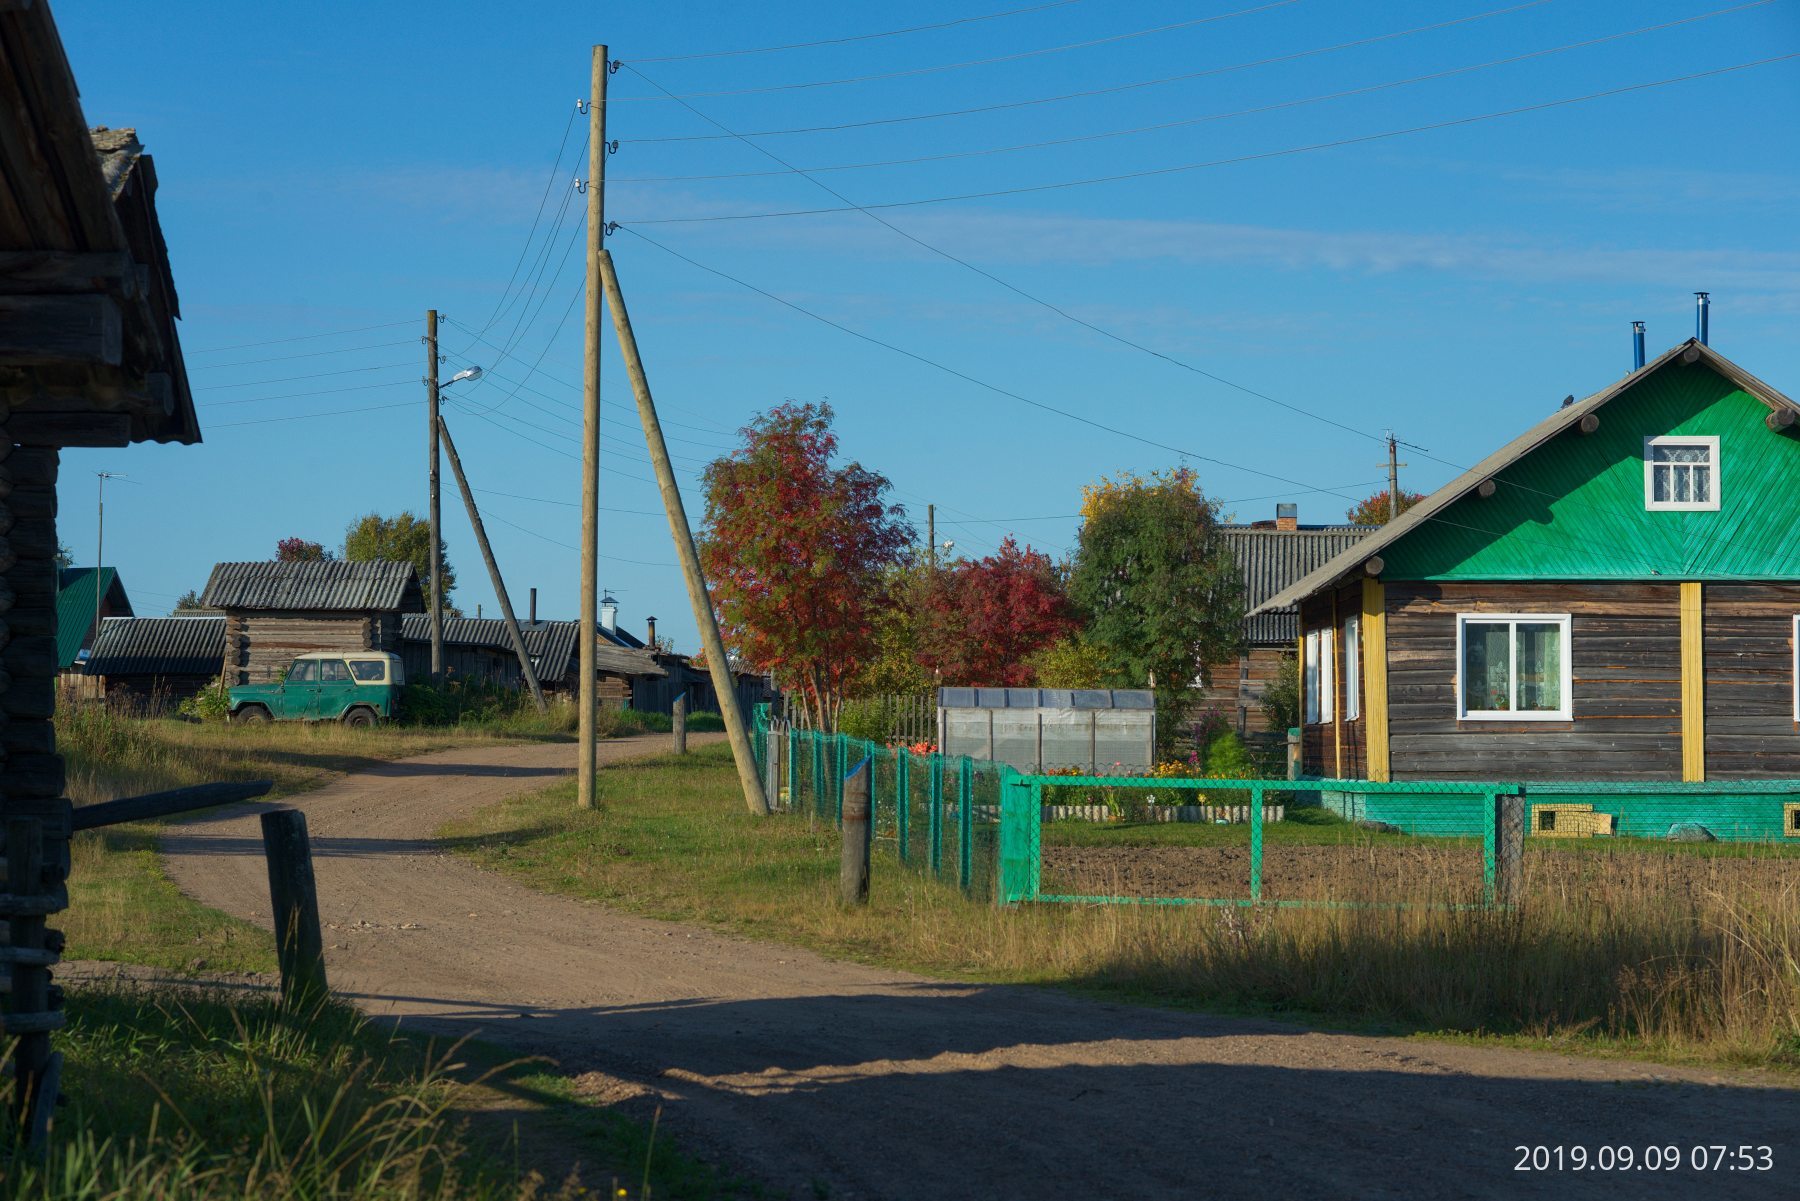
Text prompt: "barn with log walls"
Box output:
[[202, 561, 424, 684], [1258, 340, 1800, 789]]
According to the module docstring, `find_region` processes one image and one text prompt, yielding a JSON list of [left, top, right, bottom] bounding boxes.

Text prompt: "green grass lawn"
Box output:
[[3, 983, 758, 1201], [443, 743, 1800, 1071]]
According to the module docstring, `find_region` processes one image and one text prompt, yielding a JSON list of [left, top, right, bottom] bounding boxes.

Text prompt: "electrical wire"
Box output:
[[623, 0, 1555, 142], [189, 339, 417, 370], [474, 487, 666, 516], [207, 400, 417, 428], [195, 361, 416, 390], [625, 1, 1086, 63], [199, 379, 415, 408], [474, 106, 582, 334], [186, 320, 413, 354], [624, 54, 1800, 223], [610, 2, 1773, 183], [607, 1, 1300, 101]]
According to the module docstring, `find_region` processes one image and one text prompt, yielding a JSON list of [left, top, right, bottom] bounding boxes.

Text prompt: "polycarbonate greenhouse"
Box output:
[[937, 687, 1156, 774]]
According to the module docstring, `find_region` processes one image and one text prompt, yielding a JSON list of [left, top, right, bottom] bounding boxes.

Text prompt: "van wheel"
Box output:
[[235, 705, 272, 725], [342, 707, 378, 729]]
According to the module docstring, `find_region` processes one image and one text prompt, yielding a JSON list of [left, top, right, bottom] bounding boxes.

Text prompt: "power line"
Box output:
[[608, 2, 1300, 101], [611, 3, 1773, 184], [207, 399, 416, 428], [186, 320, 412, 354], [196, 361, 414, 391], [624, 54, 1800, 223], [625, 1, 1086, 63], [189, 339, 416, 370], [482, 509, 678, 567], [199, 379, 414, 408], [475, 106, 582, 334], [623, 0, 1555, 143], [474, 486, 666, 516]]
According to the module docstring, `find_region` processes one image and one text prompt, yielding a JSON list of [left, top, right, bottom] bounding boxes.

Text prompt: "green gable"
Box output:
[[1384, 362, 1800, 581], [55, 567, 131, 669]]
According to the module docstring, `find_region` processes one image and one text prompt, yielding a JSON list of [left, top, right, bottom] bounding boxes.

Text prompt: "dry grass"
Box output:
[[444, 743, 1800, 1070]]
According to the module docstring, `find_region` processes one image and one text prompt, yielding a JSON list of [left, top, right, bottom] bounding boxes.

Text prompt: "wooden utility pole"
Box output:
[[438, 416, 548, 710], [598, 249, 771, 815], [927, 503, 935, 568], [1384, 434, 1407, 522], [426, 309, 444, 676], [578, 45, 608, 808]]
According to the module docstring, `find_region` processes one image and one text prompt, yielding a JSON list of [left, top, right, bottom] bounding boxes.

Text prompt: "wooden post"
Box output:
[[840, 756, 871, 905], [672, 694, 688, 755], [763, 719, 781, 808], [597, 249, 770, 816], [578, 43, 609, 809], [5, 815, 63, 1150], [1495, 792, 1525, 906], [426, 308, 444, 677], [1680, 581, 1706, 783], [260, 809, 328, 1008], [437, 417, 547, 711]]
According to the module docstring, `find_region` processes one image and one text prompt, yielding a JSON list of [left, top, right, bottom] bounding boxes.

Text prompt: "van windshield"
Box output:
[[349, 660, 387, 683]]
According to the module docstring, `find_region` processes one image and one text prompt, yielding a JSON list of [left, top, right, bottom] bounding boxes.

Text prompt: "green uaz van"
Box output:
[[228, 651, 404, 727]]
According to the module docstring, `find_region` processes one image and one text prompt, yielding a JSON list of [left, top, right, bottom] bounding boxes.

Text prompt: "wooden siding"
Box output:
[[225, 611, 379, 684], [1377, 581, 1682, 782], [1194, 646, 1289, 736], [1703, 584, 1800, 777]]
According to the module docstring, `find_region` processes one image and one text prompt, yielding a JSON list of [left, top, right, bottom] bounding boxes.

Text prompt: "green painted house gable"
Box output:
[[1384, 361, 1800, 582], [55, 567, 132, 668]]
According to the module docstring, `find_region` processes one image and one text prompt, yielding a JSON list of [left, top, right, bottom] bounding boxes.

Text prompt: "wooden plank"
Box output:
[[6, 410, 131, 447], [1680, 581, 1705, 782], [0, 250, 133, 292], [0, 293, 121, 365], [1361, 578, 1390, 782], [71, 780, 274, 831]]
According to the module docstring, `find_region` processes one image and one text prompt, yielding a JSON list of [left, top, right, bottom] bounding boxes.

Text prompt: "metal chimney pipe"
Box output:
[[1695, 292, 1710, 346], [529, 587, 537, 624], [1632, 321, 1646, 371]]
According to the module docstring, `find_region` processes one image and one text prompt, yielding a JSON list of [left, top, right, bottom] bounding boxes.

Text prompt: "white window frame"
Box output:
[[1644, 435, 1720, 512], [1343, 612, 1361, 721], [1319, 627, 1336, 725], [1455, 613, 1573, 722], [1303, 631, 1321, 724]]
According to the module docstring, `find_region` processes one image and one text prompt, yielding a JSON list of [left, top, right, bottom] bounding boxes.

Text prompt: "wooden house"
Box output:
[[54, 566, 133, 669], [1193, 510, 1370, 738], [83, 615, 225, 710], [1259, 340, 1800, 788], [202, 560, 424, 684], [399, 614, 668, 707]]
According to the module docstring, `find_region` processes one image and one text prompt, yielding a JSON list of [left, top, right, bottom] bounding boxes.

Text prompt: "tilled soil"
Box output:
[[157, 737, 1797, 1200], [1044, 843, 1800, 903]]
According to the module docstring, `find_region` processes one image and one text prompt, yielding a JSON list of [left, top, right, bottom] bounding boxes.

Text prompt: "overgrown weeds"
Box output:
[[444, 744, 1800, 1070]]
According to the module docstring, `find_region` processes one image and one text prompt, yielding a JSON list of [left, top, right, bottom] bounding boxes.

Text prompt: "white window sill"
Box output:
[[1458, 710, 1572, 722]]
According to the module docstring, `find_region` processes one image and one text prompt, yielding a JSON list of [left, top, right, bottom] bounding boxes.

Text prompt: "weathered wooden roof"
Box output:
[[398, 615, 664, 679], [1223, 525, 1372, 645], [0, 2, 198, 445], [202, 560, 425, 614], [1256, 341, 1800, 614], [54, 566, 132, 667], [85, 616, 224, 677]]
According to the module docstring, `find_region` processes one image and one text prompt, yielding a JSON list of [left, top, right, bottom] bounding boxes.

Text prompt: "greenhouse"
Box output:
[[937, 687, 1155, 774]]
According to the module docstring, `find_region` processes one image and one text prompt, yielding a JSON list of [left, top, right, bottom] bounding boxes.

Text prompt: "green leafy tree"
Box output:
[[1026, 633, 1114, 688], [1069, 468, 1244, 757], [276, 536, 331, 562], [853, 562, 934, 698], [1261, 652, 1300, 733], [173, 589, 207, 613], [343, 511, 455, 608]]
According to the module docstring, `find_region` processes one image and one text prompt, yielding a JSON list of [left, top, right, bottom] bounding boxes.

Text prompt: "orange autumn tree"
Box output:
[[916, 538, 1077, 686], [699, 402, 913, 731]]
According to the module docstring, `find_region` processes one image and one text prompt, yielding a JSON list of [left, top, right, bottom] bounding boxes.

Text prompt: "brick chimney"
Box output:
[[1276, 503, 1298, 532], [645, 615, 657, 648]]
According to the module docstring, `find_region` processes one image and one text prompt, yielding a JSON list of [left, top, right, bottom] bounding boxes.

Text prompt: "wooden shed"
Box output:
[[83, 615, 224, 711], [202, 560, 424, 685], [1259, 340, 1800, 789]]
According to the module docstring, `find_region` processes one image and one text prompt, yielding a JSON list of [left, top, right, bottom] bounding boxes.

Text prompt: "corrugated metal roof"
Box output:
[[1223, 526, 1373, 645], [202, 560, 424, 613], [55, 567, 132, 668], [398, 615, 663, 679], [85, 616, 224, 677], [1255, 340, 1800, 615]]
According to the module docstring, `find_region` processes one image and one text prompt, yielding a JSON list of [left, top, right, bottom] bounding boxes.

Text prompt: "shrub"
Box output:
[[1261, 652, 1300, 733], [177, 676, 232, 723], [1203, 731, 1256, 779]]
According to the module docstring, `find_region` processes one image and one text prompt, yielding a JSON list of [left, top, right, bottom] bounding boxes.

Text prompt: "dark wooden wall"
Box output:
[[1703, 583, 1800, 777], [225, 611, 384, 684], [1195, 645, 1290, 736], [1297, 584, 1369, 779], [1381, 581, 1682, 782]]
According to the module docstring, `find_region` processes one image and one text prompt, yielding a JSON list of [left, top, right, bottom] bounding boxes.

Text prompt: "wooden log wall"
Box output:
[[225, 612, 375, 684], [1382, 581, 1682, 782], [1702, 583, 1800, 777]]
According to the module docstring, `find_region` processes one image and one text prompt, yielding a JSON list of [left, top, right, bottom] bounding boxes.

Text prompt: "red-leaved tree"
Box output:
[[699, 403, 913, 730], [917, 538, 1076, 687], [1345, 489, 1425, 526], [276, 536, 329, 562]]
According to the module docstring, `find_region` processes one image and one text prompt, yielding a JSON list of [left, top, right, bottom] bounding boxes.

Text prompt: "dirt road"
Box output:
[[161, 737, 1795, 1199]]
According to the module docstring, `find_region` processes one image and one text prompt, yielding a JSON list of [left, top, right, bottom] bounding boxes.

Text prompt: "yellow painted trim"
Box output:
[[1680, 582, 1705, 782], [1362, 578, 1390, 783], [1331, 593, 1343, 778]]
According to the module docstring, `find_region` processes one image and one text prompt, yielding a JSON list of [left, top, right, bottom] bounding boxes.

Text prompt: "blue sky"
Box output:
[[57, 1, 1800, 649]]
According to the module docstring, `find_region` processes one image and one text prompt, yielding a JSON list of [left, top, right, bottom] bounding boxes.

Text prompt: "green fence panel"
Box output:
[[929, 753, 944, 879], [958, 755, 975, 893], [896, 748, 911, 864]]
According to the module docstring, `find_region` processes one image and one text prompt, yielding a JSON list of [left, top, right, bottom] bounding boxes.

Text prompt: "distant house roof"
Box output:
[[201, 560, 425, 613], [1222, 525, 1375, 646], [86, 616, 224, 677], [399, 615, 664, 679], [1256, 340, 1800, 615], [55, 567, 133, 668]]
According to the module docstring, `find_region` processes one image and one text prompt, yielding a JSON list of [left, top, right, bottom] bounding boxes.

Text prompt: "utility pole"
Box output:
[[927, 503, 935, 569], [598, 249, 771, 816], [94, 471, 123, 659], [578, 44, 608, 809], [438, 416, 548, 711], [425, 309, 444, 677], [1384, 433, 1407, 523]]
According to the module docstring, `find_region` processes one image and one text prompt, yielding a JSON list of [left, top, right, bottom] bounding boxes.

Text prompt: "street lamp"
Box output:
[[445, 366, 483, 387]]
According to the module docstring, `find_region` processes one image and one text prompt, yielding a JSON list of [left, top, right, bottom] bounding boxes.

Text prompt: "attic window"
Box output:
[[1644, 436, 1719, 512]]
